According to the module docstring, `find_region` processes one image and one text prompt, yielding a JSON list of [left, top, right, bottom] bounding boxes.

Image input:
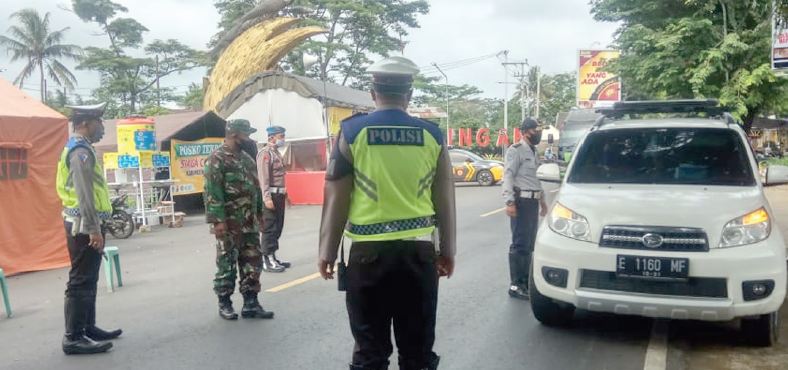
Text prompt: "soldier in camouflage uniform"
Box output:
[[204, 119, 274, 320]]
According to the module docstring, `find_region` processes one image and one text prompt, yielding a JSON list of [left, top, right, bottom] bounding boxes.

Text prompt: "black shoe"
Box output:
[[262, 255, 286, 273], [218, 295, 238, 320], [85, 326, 123, 341], [62, 332, 113, 355], [272, 253, 291, 268], [241, 293, 274, 319], [508, 285, 530, 300]]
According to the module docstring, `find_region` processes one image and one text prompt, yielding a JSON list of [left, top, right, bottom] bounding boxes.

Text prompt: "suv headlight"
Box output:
[[719, 208, 771, 248], [549, 203, 591, 241]]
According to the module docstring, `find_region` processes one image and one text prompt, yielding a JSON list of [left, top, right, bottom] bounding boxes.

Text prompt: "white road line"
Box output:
[[480, 207, 505, 217], [643, 319, 669, 370]]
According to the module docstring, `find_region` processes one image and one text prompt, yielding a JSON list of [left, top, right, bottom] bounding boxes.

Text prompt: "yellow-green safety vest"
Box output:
[[341, 110, 444, 242], [56, 136, 113, 219]]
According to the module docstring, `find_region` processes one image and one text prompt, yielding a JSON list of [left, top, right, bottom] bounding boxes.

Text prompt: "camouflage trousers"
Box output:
[[214, 232, 263, 296]]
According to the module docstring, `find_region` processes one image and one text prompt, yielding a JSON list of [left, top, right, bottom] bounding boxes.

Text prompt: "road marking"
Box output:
[[265, 272, 322, 293], [481, 207, 505, 217], [643, 319, 669, 370]]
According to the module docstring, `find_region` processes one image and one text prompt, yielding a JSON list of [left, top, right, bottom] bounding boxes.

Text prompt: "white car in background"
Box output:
[[531, 100, 788, 346]]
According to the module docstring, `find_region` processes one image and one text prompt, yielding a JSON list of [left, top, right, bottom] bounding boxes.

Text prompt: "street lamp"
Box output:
[[431, 63, 449, 135]]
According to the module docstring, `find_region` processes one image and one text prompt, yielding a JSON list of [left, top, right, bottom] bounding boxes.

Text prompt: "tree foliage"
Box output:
[[178, 83, 205, 111], [0, 9, 83, 101], [213, 0, 429, 88], [591, 0, 788, 129], [72, 0, 205, 116]]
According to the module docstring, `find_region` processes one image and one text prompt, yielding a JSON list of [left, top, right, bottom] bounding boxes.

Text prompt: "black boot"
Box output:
[[218, 295, 238, 320], [241, 292, 274, 319], [272, 252, 291, 268], [262, 255, 285, 273], [63, 297, 112, 355], [84, 297, 122, 340], [508, 252, 530, 300]]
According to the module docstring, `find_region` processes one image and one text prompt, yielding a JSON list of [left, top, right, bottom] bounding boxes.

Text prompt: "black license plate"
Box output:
[[616, 255, 689, 280]]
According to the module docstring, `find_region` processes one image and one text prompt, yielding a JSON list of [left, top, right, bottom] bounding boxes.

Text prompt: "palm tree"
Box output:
[[0, 9, 83, 101]]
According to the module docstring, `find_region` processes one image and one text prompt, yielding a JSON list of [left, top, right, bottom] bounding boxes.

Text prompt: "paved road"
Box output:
[[0, 185, 785, 370]]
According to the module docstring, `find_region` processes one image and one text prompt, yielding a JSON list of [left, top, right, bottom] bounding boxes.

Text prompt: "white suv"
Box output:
[[532, 100, 788, 346]]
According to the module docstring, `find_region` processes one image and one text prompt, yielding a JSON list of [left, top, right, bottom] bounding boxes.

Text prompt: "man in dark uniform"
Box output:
[[318, 56, 456, 370], [204, 119, 274, 320], [257, 125, 289, 272], [55, 103, 121, 354], [503, 118, 548, 299]]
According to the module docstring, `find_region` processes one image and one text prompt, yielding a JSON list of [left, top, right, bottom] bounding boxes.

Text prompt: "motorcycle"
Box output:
[[106, 194, 135, 239]]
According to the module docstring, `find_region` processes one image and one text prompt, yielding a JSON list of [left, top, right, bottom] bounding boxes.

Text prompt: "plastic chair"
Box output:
[[0, 268, 11, 317], [102, 246, 123, 292]]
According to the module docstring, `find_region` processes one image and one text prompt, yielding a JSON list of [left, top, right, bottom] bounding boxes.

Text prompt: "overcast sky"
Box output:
[[0, 0, 618, 102]]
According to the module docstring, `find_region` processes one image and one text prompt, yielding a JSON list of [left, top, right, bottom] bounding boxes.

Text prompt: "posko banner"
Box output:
[[170, 138, 223, 195]]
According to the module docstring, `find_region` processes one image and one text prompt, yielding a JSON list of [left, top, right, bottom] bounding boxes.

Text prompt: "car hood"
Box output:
[[555, 184, 769, 247]]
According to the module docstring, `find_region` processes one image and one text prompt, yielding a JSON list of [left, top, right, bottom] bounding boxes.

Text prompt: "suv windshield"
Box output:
[[568, 127, 755, 186]]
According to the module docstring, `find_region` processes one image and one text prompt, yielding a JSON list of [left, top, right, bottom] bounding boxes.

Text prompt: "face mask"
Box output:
[[89, 122, 105, 143], [240, 139, 258, 159], [275, 139, 286, 148], [528, 130, 542, 146]]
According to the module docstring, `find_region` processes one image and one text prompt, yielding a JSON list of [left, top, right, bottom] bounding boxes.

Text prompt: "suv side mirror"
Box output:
[[765, 165, 788, 186], [537, 163, 561, 183]]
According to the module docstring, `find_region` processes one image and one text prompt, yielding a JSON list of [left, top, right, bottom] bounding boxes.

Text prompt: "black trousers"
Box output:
[[261, 193, 286, 255], [346, 240, 440, 370], [64, 221, 102, 299], [509, 198, 539, 287], [63, 221, 103, 334]]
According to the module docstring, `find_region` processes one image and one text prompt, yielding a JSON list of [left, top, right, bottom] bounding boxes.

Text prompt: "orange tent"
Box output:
[[0, 78, 70, 275]]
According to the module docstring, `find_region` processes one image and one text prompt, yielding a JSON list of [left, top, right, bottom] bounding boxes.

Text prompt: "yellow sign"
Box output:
[[117, 121, 156, 155], [577, 50, 621, 108], [103, 153, 119, 169], [170, 138, 224, 195], [328, 107, 354, 136]]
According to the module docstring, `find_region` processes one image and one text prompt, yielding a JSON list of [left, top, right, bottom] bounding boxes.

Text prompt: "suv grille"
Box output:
[[600, 226, 709, 252], [580, 270, 727, 298]]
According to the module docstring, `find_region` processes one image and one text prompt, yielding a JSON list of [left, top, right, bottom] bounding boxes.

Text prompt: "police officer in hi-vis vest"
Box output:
[[56, 103, 121, 355], [318, 56, 457, 370]]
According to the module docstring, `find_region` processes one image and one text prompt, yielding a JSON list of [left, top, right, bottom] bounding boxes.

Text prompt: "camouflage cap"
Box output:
[[227, 119, 257, 134]]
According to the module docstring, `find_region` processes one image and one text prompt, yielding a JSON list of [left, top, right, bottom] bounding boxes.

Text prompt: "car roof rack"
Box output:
[[593, 99, 737, 127]]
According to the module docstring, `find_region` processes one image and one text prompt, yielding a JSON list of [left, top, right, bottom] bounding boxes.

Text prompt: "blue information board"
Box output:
[[152, 154, 170, 168], [118, 154, 140, 169], [134, 130, 156, 151]]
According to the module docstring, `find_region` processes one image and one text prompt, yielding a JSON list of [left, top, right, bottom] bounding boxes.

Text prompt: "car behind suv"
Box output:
[[531, 100, 788, 346]]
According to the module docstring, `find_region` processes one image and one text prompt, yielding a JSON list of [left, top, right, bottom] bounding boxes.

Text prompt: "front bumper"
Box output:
[[533, 224, 787, 321], [490, 166, 504, 183]]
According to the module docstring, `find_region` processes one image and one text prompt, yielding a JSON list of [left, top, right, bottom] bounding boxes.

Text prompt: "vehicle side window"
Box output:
[[450, 153, 468, 164]]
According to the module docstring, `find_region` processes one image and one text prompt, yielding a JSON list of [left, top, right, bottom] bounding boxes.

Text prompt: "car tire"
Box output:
[[476, 170, 495, 186], [741, 311, 779, 347], [529, 265, 575, 326]]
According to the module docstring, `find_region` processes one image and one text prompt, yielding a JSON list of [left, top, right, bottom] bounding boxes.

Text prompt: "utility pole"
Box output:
[[432, 63, 450, 135], [504, 58, 529, 119]]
